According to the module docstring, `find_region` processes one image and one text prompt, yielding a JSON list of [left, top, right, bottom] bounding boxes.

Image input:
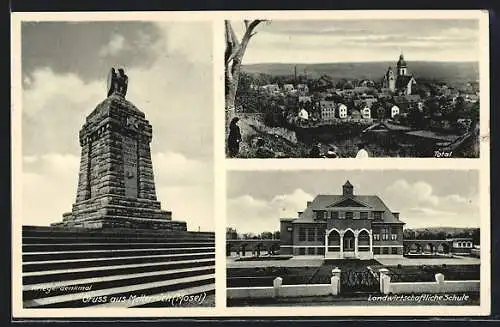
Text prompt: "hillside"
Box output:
[[242, 61, 479, 86], [408, 227, 479, 233]]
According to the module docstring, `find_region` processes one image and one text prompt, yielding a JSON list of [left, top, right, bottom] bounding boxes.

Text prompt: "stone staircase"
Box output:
[[22, 226, 215, 308]]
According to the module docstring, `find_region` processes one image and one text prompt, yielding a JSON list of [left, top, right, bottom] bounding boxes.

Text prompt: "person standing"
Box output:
[[355, 143, 369, 158], [228, 117, 241, 157]]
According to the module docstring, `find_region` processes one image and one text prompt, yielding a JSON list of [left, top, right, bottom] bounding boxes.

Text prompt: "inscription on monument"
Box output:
[[123, 135, 139, 198]]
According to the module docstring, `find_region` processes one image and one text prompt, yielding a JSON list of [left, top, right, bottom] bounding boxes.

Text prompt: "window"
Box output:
[[373, 247, 380, 254], [299, 228, 306, 241], [373, 234, 380, 241], [330, 211, 339, 219], [382, 247, 389, 254], [338, 212, 345, 219], [373, 211, 382, 220], [381, 227, 390, 241], [317, 247, 325, 255], [308, 247, 315, 255], [307, 228, 315, 241], [391, 234, 398, 241], [360, 212, 368, 219], [345, 211, 353, 219], [299, 247, 305, 255], [391, 247, 399, 255], [287, 227, 293, 232], [315, 211, 324, 220]]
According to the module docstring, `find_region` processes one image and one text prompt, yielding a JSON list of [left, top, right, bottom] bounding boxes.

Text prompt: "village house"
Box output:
[[297, 83, 310, 95], [320, 100, 336, 121], [391, 105, 400, 118], [362, 107, 371, 119], [298, 95, 312, 104], [280, 181, 406, 259], [283, 84, 295, 94], [261, 84, 280, 95], [337, 103, 348, 119]]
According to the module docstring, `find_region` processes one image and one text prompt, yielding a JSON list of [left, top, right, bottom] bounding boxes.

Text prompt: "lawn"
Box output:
[[387, 264, 480, 282]]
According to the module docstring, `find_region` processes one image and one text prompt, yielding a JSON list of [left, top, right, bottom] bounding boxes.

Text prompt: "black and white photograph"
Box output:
[[225, 19, 481, 158], [15, 18, 215, 310], [226, 170, 482, 307]]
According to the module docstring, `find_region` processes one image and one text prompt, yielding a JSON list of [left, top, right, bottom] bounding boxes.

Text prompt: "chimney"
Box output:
[[306, 201, 312, 207], [393, 212, 400, 219], [298, 211, 303, 217]]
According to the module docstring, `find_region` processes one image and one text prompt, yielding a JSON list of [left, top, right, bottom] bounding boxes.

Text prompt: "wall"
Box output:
[[388, 280, 480, 294], [227, 287, 275, 299]]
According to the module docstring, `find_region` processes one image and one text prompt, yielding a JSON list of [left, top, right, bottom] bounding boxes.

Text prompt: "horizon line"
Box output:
[[243, 60, 479, 65]]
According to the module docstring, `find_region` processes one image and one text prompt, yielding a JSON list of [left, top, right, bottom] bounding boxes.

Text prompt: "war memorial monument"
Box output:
[[22, 69, 215, 308]]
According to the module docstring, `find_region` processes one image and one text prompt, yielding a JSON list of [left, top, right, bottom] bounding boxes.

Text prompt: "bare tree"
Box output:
[[225, 20, 266, 121]]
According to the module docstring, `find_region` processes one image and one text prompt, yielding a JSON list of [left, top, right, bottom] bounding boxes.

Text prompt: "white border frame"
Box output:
[[11, 10, 490, 318]]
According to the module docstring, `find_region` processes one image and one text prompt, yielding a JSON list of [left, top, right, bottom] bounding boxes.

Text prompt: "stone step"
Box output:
[[102, 284, 215, 308], [23, 247, 215, 261], [23, 252, 215, 273], [23, 242, 214, 252], [22, 226, 214, 239], [23, 265, 215, 300], [22, 236, 214, 244], [24, 273, 216, 308], [23, 258, 215, 285]]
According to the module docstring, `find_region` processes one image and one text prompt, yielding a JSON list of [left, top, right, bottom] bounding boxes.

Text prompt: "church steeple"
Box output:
[[342, 180, 354, 197], [397, 52, 408, 76]]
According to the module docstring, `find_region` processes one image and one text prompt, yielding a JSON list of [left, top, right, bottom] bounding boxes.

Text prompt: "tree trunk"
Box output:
[[225, 20, 265, 124]]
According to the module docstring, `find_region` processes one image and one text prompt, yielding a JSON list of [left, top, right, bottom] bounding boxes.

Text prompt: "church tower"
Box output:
[[397, 53, 408, 76], [55, 68, 187, 231], [384, 66, 396, 92]]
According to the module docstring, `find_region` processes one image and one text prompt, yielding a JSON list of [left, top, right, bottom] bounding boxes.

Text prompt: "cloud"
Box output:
[[152, 152, 212, 186], [385, 179, 439, 207], [156, 185, 213, 232], [382, 179, 479, 228], [227, 189, 313, 234], [99, 33, 126, 57], [22, 154, 80, 226]]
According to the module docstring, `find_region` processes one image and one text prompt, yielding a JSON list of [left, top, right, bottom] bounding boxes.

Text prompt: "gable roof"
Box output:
[[396, 75, 416, 89], [293, 194, 405, 224]]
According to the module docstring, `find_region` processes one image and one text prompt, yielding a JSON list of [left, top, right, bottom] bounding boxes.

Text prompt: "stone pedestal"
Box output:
[[54, 93, 187, 231]]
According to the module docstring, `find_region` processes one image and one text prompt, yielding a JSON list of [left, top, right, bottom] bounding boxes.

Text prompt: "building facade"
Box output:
[[280, 181, 406, 259], [320, 100, 336, 121]]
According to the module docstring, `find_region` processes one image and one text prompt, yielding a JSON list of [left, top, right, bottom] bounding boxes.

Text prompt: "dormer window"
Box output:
[[345, 211, 353, 219], [315, 211, 326, 220], [373, 211, 383, 220], [330, 211, 339, 219], [360, 212, 368, 219]]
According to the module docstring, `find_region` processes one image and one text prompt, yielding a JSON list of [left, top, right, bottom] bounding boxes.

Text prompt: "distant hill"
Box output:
[[407, 227, 479, 235], [242, 61, 479, 86]]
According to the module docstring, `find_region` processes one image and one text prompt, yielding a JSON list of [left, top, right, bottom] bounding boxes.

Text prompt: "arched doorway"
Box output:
[[424, 243, 434, 254], [343, 230, 355, 252]]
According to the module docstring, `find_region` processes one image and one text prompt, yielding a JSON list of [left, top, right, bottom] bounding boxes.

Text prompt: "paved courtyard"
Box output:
[[227, 255, 324, 268], [377, 256, 480, 266]]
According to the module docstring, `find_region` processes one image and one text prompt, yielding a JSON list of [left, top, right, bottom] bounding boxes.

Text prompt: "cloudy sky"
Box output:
[[230, 19, 479, 63], [20, 21, 214, 231], [227, 170, 480, 234]]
